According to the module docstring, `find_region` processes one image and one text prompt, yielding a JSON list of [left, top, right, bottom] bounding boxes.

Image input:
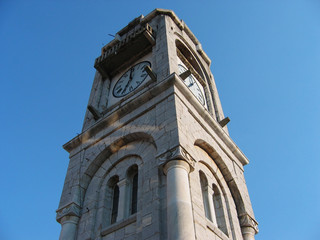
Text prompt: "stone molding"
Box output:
[[56, 202, 81, 223], [157, 145, 196, 170], [64, 72, 249, 167], [239, 213, 259, 233], [101, 214, 137, 236]]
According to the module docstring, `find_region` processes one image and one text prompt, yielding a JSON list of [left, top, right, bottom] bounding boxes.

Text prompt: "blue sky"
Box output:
[[1, 1, 319, 239]]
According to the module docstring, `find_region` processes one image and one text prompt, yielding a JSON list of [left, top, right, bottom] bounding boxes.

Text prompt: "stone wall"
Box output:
[[57, 9, 258, 240]]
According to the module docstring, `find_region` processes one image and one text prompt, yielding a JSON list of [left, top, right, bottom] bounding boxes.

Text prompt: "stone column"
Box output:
[[116, 178, 128, 221], [59, 215, 80, 240], [241, 227, 256, 240], [163, 160, 195, 240]]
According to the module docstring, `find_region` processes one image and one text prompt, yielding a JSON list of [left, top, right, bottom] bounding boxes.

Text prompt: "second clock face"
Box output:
[[113, 61, 151, 98], [178, 64, 206, 106]]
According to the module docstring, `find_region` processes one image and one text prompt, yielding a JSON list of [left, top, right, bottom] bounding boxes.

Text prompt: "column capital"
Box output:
[[207, 186, 214, 195], [117, 178, 128, 187], [56, 202, 81, 223], [163, 159, 191, 175], [239, 213, 259, 235], [157, 145, 195, 172]]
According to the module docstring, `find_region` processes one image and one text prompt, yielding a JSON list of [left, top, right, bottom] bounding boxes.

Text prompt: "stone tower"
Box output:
[[56, 9, 258, 240]]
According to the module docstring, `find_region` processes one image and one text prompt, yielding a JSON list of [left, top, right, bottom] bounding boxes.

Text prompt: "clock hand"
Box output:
[[129, 67, 134, 80], [122, 67, 134, 94]]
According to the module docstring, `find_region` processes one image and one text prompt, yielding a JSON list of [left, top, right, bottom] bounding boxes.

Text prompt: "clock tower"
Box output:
[[56, 9, 258, 240]]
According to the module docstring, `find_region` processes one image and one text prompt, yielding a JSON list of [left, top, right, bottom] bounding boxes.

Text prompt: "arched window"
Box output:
[[106, 175, 119, 225], [111, 184, 119, 224], [212, 184, 227, 235], [127, 165, 139, 215], [200, 171, 212, 221], [131, 172, 138, 214], [175, 39, 205, 80]]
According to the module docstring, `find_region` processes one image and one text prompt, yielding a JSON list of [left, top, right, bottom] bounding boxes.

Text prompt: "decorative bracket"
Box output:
[[179, 69, 191, 80], [145, 65, 157, 81], [219, 117, 230, 128], [87, 105, 102, 120]]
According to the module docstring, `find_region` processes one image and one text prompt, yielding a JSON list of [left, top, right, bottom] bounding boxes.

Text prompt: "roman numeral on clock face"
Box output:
[[116, 88, 122, 94]]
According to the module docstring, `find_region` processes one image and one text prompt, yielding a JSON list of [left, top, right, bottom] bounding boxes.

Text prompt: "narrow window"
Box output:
[[212, 184, 228, 235], [131, 172, 138, 214], [200, 171, 212, 221], [127, 164, 139, 215], [111, 184, 119, 224]]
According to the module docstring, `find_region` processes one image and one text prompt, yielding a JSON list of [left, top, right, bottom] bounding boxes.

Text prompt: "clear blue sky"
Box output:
[[1, 1, 319, 239]]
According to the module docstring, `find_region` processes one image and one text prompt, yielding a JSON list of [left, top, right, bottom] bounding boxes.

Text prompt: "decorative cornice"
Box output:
[[102, 9, 210, 66], [157, 145, 196, 169], [141, 9, 211, 66], [239, 213, 259, 233], [56, 202, 81, 223]]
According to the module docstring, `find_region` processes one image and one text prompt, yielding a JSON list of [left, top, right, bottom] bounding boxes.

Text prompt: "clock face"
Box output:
[[178, 64, 206, 106], [113, 61, 151, 98]]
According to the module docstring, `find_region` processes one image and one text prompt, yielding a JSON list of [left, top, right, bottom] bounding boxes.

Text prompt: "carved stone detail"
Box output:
[[157, 145, 196, 169], [56, 202, 81, 222], [239, 214, 259, 233]]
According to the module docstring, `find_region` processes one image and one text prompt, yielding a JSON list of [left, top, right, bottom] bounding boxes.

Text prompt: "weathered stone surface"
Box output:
[[57, 8, 257, 240]]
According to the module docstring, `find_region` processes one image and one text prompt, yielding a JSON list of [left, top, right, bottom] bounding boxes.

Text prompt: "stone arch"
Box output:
[[77, 137, 157, 239], [174, 35, 215, 114], [197, 160, 232, 234], [174, 33, 210, 78], [78, 155, 143, 239], [81, 132, 156, 192], [194, 139, 246, 217], [175, 37, 205, 80]]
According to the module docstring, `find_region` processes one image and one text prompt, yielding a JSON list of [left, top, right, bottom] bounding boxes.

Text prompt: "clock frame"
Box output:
[[112, 61, 151, 98]]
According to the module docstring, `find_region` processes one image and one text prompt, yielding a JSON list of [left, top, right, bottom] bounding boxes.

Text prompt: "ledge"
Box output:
[[63, 73, 249, 166], [63, 73, 176, 153], [206, 220, 229, 240], [101, 214, 137, 236]]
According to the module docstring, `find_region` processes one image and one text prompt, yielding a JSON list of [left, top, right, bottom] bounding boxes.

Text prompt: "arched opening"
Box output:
[[106, 175, 119, 225], [111, 184, 119, 224], [212, 184, 228, 235], [199, 171, 212, 221], [176, 39, 204, 80], [127, 164, 139, 215]]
